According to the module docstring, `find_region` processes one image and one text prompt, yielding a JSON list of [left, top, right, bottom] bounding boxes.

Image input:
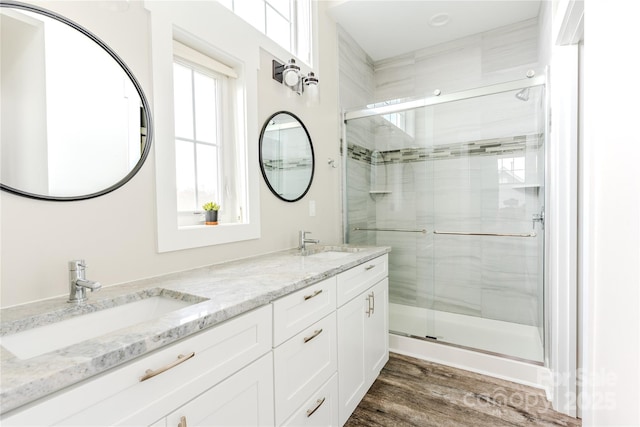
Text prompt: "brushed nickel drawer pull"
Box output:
[[303, 328, 323, 343], [140, 352, 195, 382], [304, 289, 323, 300], [365, 295, 372, 317], [306, 397, 326, 417], [370, 291, 375, 315], [365, 264, 376, 271], [178, 415, 187, 427]]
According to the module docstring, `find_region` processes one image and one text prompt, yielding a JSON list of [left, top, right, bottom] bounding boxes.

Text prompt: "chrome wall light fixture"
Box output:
[[272, 58, 319, 96]]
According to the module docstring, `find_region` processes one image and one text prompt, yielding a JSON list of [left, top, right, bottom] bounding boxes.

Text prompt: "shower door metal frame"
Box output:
[[344, 75, 546, 121]]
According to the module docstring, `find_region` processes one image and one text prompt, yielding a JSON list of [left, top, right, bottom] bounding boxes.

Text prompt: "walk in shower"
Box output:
[[343, 77, 547, 363]]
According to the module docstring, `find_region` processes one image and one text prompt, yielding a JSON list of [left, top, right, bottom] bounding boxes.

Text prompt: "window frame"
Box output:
[[149, 2, 261, 253]]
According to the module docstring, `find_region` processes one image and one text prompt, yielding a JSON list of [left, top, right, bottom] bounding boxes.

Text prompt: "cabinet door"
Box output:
[[365, 278, 389, 379], [336, 290, 367, 426], [164, 353, 274, 427], [337, 278, 389, 426]]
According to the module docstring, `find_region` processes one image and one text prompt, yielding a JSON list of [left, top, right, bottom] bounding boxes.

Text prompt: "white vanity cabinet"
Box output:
[[2, 305, 273, 427], [271, 255, 389, 427], [336, 255, 389, 426], [1, 251, 390, 427], [272, 277, 338, 426]]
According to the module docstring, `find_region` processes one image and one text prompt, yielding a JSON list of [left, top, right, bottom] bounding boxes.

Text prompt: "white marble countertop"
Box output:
[[0, 245, 389, 414]]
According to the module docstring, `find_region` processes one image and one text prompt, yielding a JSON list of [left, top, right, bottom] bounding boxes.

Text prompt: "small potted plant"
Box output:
[[202, 201, 220, 225]]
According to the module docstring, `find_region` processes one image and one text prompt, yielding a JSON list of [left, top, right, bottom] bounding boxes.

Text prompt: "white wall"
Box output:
[[581, 0, 640, 424], [548, 42, 579, 415], [0, 1, 342, 307]]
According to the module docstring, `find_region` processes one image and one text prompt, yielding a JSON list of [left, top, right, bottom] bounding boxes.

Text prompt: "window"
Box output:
[[498, 156, 526, 184], [173, 61, 220, 213], [149, 2, 261, 253], [367, 99, 416, 138], [172, 41, 244, 227], [497, 155, 526, 210], [219, 0, 312, 65]]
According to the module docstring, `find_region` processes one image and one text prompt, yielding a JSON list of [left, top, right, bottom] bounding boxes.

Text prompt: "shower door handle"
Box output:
[[532, 208, 545, 230]]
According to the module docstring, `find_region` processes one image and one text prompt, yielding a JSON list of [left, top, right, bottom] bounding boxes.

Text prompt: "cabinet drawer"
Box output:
[[337, 254, 388, 307], [273, 277, 336, 346], [3, 305, 272, 426], [280, 373, 338, 427], [162, 353, 274, 427], [274, 313, 337, 426]]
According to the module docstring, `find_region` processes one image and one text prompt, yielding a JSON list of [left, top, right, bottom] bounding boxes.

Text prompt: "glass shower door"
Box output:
[[344, 82, 546, 363], [344, 109, 435, 340], [429, 86, 546, 362]]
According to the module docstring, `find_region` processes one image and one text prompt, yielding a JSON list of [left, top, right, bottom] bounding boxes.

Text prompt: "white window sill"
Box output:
[[178, 222, 242, 231]]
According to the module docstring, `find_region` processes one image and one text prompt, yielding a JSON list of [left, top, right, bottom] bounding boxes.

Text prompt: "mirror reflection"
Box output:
[[0, 4, 152, 200], [259, 112, 314, 202]]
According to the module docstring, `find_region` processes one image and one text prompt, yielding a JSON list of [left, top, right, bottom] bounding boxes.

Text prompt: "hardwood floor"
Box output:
[[345, 353, 581, 427]]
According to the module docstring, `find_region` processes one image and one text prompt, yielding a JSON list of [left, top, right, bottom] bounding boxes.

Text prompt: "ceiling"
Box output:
[[328, 0, 542, 61]]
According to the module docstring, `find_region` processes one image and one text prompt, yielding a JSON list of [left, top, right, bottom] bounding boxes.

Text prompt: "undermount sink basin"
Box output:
[[307, 251, 353, 259], [1, 294, 198, 360], [305, 245, 365, 259]]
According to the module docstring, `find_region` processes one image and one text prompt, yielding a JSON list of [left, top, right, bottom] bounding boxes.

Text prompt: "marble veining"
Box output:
[[0, 246, 389, 414], [0, 288, 206, 336]]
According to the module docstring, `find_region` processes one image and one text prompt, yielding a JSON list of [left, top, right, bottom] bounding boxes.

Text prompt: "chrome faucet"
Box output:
[[299, 230, 319, 254], [68, 260, 102, 303]]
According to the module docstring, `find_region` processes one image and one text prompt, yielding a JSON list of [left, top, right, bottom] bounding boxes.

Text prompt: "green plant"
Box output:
[[202, 201, 220, 211]]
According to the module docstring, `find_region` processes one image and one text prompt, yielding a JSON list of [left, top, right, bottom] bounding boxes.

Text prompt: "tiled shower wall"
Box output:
[[347, 135, 544, 326], [339, 16, 546, 327], [372, 17, 543, 103]]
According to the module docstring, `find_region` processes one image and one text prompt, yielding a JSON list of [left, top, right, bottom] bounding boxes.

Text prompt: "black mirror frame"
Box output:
[[259, 111, 315, 203], [0, 1, 154, 201]]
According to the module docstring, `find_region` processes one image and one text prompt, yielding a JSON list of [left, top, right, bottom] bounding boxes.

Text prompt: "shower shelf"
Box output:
[[369, 190, 391, 195]]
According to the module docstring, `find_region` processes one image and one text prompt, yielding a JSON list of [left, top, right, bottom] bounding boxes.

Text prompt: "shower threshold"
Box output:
[[389, 303, 544, 364]]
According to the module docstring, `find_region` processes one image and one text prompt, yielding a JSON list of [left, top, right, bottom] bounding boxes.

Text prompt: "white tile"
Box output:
[[481, 289, 539, 326]]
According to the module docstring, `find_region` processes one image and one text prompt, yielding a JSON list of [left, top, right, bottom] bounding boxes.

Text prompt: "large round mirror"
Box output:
[[259, 111, 314, 202], [0, 2, 153, 201]]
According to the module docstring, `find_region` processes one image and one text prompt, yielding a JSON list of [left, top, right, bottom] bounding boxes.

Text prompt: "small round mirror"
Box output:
[[259, 111, 314, 202]]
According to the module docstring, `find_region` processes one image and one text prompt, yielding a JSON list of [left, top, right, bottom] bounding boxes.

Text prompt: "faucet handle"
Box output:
[[69, 259, 86, 270]]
